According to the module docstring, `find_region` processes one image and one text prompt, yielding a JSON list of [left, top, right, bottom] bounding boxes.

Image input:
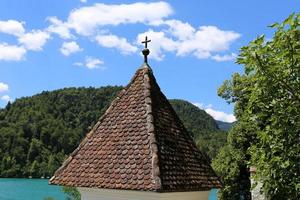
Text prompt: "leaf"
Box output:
[[283, 13, 295, 26], [255, 35, 265, 45], [269, 22, 279, 28]]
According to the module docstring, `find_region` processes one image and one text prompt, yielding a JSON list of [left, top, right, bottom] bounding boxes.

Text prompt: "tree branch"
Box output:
[[255, 53, 300, 103]]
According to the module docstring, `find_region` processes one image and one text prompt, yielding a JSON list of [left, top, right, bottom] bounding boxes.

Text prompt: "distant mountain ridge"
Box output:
[[0, 86, 228, 178]]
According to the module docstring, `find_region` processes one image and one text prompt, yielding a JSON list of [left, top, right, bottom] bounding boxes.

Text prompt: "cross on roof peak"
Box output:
[[141, 36, 151, 64], [142, 36, 151, 48]]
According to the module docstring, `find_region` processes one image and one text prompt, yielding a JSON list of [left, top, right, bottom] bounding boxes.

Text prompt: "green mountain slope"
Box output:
[[169, 99, 219, 138], [216, 120, 233, 131], [0, 87, 227, 178]]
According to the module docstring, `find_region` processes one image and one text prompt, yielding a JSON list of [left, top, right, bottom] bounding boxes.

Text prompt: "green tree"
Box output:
[[62, 186, 81, 200], [27, 138, 43, 161], [212, 144, 245, 200], [240, 14, 300, 199], [214, 13, 300, 199], [213, 121, 257, 200]]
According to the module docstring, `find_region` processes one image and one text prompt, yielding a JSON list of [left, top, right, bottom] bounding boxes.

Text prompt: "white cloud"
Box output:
[[95, 34, 137, 54], [73, 62, 83, 66], [211, 53, 237, 62], [80, 0, 87, 3], [85, 57, 104, 69], [1, 95, 12, 102], [193, 102, 236, 123], [137, 25, 240, 61], [44, 2, 239, 61], [47, 17, 73, 39], [175, 26, 240, 58], [0, 2, 240, 63], [205, 108, 236, 123], [0, 20, 25, 37], [74, 57, 104, 69], [0, 43, 26, 61], [161, 19, 196, 41], [137, 30, 177, 61], [67, 2, 173, 36], [0, 82, 9, 93], [18, 30, 50, 51], [0, 20, 52, 60], [60, 41, 82, 56]]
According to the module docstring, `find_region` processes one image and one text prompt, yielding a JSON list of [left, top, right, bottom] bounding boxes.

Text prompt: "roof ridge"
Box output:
[[142, 66, 161, 190], [50, 67, 145, 183]]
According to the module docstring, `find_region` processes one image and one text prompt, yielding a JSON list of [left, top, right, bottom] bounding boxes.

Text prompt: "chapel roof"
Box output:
[[50, 42, 221, 192]]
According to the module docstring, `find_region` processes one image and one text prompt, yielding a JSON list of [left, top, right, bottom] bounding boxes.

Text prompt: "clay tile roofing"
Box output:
[[49, 63, 221, 192]]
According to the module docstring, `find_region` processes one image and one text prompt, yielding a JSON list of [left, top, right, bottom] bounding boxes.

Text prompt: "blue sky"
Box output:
[[0, 0, 298, 122]]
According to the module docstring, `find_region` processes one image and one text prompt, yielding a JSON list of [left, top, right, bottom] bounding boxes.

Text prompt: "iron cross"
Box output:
[[142, 36, 151, 48]]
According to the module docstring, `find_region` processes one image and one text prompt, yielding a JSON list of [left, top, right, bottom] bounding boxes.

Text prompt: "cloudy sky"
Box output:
[[0, 0, 298, 122]]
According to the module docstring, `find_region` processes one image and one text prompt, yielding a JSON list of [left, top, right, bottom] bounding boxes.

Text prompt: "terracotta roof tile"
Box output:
[[49, 63, 221, 191]]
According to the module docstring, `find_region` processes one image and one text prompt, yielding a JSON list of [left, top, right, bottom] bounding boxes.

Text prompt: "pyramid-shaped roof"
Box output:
[[50, 63, 221, 192]]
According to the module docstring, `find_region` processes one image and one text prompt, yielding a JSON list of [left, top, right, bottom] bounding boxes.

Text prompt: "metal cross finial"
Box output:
[[142, 36, 151, 48], [141, 36, 151, 63]]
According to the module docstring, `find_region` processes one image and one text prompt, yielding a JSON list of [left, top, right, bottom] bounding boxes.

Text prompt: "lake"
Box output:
[[0, 178, 218, 200]]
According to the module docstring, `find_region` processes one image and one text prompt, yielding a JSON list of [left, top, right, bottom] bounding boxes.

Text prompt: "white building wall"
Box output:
[[251, 180, 265, 200], [78, 187, 210, 200]]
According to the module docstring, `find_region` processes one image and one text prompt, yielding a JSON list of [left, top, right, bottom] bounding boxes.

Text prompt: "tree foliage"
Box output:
[[213, 13, 300, 199], [213, 144, 245, 200], [0, 86, 122, 177], [62, 186, 81, 200], [213, 121, 258, 200]]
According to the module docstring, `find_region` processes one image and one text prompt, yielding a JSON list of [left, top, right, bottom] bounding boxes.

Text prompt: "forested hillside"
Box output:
[[0, 87, 227, 178], [170, 99, 219, 136]]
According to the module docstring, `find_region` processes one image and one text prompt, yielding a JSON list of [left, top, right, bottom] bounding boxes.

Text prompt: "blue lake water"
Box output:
[[0, 178, 217, 200], [0, 179, 66, 200]]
